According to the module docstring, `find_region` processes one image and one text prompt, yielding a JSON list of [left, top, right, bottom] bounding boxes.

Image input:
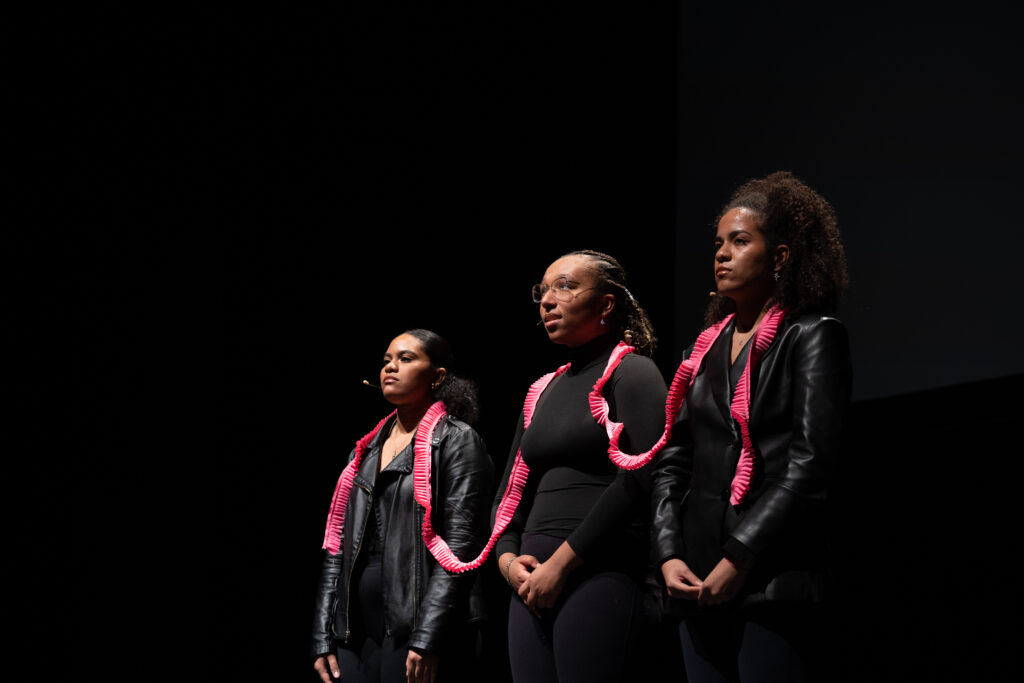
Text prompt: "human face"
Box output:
[[537, 255, 614, 348], [713, 207, 776, 307], [379, 334, 442, 408]]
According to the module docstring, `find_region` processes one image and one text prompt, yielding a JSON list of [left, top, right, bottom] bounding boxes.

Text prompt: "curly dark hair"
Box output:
[[704, 171, 848, 327], [402, 328, 480, 425], [565, 250, 657, 356]]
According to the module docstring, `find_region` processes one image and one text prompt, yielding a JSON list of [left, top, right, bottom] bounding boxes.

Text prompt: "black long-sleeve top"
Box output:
[[493, 334, 668, 571]]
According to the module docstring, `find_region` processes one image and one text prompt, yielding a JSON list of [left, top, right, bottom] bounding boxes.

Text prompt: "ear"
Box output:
[[433, 367, 447, 388], [599, 293, 616, 318], [773, 244, 790, 273]]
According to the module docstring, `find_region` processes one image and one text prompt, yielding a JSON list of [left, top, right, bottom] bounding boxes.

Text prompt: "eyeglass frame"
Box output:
[[531, 277, 597, 303]]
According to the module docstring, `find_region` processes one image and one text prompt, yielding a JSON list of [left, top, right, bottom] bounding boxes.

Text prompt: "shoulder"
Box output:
[[435, 416, 492, 475], [774, 314, 851, 371], [779, 313, 848, 346], [440, 414, 475, 436], [437, 415, 487, 451], [610, 352, 668, 391]]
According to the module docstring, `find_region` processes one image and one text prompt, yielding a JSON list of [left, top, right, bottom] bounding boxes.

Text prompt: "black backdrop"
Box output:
[[15, 3, 1022, 681]]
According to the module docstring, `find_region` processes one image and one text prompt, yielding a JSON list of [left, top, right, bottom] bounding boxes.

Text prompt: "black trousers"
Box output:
[[507, 533, 643, 683], [677, 602, 826, 683], [334, 553, 408, 683], [335, 552, 480, 683]]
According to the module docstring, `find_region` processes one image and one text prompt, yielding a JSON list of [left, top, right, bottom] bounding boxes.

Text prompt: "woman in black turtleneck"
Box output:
[[493, 250, 668, 683]]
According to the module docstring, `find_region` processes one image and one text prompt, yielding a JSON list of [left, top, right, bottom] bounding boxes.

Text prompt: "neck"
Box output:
[[566, 331, 617, 369], [393, 400, 433, 434], [733, 296, 773, 334], [565, 327, 613, 350]]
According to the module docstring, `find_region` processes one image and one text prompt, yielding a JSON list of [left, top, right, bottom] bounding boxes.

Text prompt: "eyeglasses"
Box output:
[[531, 277, 595, 303]]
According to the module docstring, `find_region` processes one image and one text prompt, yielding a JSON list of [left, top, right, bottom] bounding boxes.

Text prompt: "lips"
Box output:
[[382, 377, 398, 385], [543, 314, 561, 330], [715, 268, 730, 277]]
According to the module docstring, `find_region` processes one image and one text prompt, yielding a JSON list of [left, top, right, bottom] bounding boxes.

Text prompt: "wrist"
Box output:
[[549, 541, 581, 573], [504, 554, 517, 587], [722, 553, 751, 573]]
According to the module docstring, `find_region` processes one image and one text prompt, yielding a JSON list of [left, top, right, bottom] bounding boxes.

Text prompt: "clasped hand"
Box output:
[[505, 554, 565, 617], [506, 544, 580, 617], [661, 556, 748, 606]]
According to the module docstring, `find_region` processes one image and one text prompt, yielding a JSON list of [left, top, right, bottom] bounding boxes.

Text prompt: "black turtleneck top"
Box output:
[[493, 334, 668, 567]]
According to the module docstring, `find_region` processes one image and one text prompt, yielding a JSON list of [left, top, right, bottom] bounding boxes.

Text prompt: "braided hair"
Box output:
[[564, 250, 657, 356], [402, 329, 480, 425], [704, 171, 849, 327]]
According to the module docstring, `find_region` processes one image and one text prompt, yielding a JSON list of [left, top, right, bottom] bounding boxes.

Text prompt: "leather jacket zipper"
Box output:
[[343, 481, 373, 643]]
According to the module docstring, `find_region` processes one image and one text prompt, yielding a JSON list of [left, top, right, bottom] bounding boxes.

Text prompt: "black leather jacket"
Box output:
[[310, 415, 493, 659], [652, 314, 851, 606]]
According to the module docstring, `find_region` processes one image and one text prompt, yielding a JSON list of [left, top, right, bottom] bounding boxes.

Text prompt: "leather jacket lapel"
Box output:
[[707, 320, 736, 429], [749, 315, 788, 422]]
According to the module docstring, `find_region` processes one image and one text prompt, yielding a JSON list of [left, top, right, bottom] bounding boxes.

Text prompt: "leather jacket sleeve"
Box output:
[[651, 347, 696, 569], [309, 549, 344, 661], [727, 317, 850, 558], [309, 446, 357, 661], [408, 423, 494, 653]]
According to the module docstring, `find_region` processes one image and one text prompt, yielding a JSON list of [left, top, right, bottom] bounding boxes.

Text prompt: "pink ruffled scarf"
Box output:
[[322, 309, 783, 572], [589, 306, 786, 502]]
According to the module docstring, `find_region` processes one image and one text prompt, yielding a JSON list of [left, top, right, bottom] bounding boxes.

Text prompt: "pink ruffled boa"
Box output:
[[323, 309, 784, 571], [320, 370, 566, 573], [592, 306, 786, 503], [321, 409, 396, 556]]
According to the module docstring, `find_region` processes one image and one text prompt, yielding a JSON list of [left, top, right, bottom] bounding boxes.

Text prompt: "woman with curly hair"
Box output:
[[310, 329, 493, 683], [493, 250, 668, 682], [651, 172, 852, 682]]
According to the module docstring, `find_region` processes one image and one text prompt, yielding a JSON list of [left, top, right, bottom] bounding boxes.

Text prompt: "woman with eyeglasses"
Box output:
[[310, 329, 494, 683], [491, 250, 668, 683], [651, 172, 851, 682]]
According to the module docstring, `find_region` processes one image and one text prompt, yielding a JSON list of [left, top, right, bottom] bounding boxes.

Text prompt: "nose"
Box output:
[[716, 243, 730, 262], [384, 359, 398, 373], [540, 287, 558, 308]]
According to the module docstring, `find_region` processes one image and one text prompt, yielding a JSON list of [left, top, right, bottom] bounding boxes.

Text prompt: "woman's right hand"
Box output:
[[313, 653, 340, 682], [504, 553, 540, 593], [661, 558, 702, 600], [499, 552, 541, 615]]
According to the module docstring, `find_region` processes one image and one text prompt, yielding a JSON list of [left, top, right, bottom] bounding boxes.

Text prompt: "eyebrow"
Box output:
[[383, 350, 419, 359], [717, 229, 752, 240]]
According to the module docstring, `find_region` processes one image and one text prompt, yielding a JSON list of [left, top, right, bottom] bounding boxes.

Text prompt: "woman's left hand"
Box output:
[[406, 648, 438, 683], [518, 541, 580, 611], [697, 557, 749, 606]]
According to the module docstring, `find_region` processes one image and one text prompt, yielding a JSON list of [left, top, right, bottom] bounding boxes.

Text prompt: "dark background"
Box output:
[[16, 2, 1021, 680]]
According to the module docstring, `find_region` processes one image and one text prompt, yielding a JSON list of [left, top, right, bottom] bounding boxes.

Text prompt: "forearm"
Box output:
[[651, 433, 693, 563], [309, 550, 343, 660], [546, 540, 582, 574], [492, 414, 529, 559], [409, 569, 473, 652]]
